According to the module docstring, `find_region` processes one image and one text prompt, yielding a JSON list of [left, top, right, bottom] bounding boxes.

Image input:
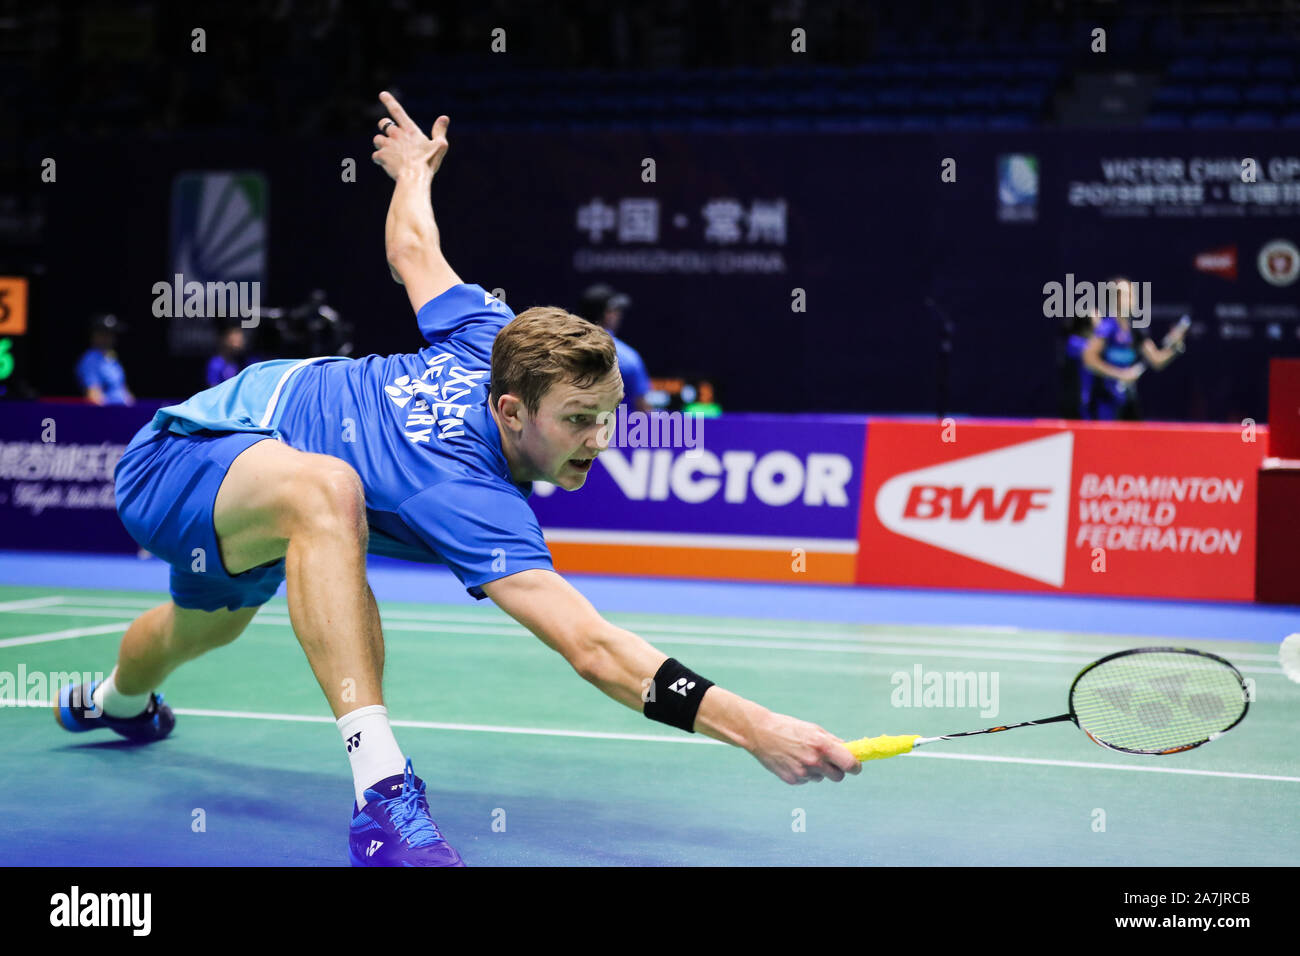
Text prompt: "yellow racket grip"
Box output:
[[844, 734, 920, 762]]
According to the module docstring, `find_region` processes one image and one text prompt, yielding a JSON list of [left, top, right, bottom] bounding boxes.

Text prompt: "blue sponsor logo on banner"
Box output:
[[997, 154, 1038, 223], [527, 414, 866, 541]]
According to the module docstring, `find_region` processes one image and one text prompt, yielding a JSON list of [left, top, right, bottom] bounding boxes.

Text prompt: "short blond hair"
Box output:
[[491, 306, 618, 414]]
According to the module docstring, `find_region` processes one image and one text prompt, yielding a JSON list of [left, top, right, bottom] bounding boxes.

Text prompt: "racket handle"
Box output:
[[844, 734, 920, 762]]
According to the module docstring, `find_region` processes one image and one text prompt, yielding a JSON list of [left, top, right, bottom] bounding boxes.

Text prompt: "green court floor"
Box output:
[[1, 584, 1296, 865]]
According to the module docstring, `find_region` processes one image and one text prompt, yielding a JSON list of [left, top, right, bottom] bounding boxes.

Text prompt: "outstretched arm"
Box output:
[[482, 569, 862, 785], [371, 91, 462, 312], [1140, 326, 1186, 371]]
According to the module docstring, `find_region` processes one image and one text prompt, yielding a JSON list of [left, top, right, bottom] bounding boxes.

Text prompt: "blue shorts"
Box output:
[[115, 426, 287, 612]]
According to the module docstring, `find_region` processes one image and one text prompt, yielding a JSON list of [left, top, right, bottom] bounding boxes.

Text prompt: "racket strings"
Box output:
[[1070, 650, 1246, 753]]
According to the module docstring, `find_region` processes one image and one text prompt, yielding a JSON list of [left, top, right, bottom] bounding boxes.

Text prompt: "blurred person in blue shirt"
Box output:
[[1060, 305, 1098, 418], [76, 313, 134, 406], [1079, 278, 1187, 421], [578, 283, 651, 412], [207, 320, 248, 387]]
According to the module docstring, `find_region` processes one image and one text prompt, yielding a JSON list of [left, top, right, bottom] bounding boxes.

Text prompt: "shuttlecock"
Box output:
[[1280, 634, 1300, 684]]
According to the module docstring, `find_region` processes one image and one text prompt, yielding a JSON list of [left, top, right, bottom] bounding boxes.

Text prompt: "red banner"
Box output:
[[857, 419, 1267, 601]]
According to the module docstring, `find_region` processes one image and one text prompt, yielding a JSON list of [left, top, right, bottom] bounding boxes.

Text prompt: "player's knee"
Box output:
[[292, 459, 366, 538]]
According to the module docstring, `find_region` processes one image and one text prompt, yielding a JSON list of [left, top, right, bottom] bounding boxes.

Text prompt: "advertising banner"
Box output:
[[0, 402, 1275, 603], [0, 402, 163, 555], [526, 413, 868, 583], [856, 418, 1268, 601]]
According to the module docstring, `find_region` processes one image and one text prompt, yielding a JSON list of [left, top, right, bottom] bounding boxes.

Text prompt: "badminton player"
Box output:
[[54, 92, 860, 866], [1080, 277, 1187, 420]]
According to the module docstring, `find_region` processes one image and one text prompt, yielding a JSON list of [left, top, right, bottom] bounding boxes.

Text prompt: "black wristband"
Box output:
[[643, 658, 714, 733]]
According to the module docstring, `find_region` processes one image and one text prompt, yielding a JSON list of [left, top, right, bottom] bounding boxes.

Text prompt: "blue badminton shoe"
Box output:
[[349, 758, 465, 867], [54, 680, 175, 742]]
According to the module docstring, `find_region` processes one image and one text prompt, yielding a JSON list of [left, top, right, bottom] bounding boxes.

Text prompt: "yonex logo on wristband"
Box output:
[[645, 659, 713, 732], [346, 732, 362, 752]]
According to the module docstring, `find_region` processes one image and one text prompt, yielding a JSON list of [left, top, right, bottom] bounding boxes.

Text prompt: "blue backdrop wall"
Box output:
[[31, 128, 1300, 422]]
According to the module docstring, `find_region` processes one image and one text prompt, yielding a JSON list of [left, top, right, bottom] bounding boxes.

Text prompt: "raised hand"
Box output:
[[371, 91, 450, 182]]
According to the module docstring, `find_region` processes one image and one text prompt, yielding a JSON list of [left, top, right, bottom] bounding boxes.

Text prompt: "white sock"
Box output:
[[337, 705, 406, 808], [93, 671, 152, 718]]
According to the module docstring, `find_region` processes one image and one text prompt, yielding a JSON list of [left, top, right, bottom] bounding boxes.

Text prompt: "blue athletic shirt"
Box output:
[[76, 349, 131, 405], [145, 284, 554, 598], [612, 335, 650, 406], [1080, 315, 1144, 410], [206, 353, 242, 387]]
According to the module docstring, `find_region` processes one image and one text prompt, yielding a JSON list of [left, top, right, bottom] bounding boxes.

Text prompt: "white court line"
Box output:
[[26, 601, 1288, 660], [12, 596, 163, 609], [908, 750, 1300, 783], [601, 620, 1285, 661], [50, 597, 1255, 650], [0, 623, 128, 648], [248, 615, 1103, 664], [0, 596, 67, 612], [0, 607, 138, 620], [175, 707, 723, 745], [15, 612, 1103, 662], [0, 601, 1241, 655], [259, 616, 1288, 673], [0, 605, 1288, 674], [19, 700, 1292, 783]]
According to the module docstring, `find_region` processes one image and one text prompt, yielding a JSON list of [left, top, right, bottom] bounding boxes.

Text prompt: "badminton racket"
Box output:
[[844, 646, 1249, 762]]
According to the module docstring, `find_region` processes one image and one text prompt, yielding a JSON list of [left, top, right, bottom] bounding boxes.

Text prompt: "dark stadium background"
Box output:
[[3, 0, 1299, 420]]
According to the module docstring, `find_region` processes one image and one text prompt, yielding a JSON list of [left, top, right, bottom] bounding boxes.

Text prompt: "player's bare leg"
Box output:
[[96, 439, 385, 717], [112, 602, 259, 697], [211, 438, 385, 718], [203, 434, 446, 857], [58, 546, 259, 736], [55, 602, 256, 740], [208, 438, 462, 863]]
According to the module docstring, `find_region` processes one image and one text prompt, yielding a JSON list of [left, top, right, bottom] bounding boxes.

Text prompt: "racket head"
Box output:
[[1065, 647, 1249, 755]]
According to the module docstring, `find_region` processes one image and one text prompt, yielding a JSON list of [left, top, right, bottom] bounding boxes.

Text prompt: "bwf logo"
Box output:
[[902, 486, 1051, 522], [345, 732, 361, 752], [875, 433, 1073, 586], [49, 886, 151, 936]]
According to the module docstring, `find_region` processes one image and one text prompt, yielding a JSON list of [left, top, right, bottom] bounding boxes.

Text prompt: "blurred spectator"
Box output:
[[76, 313, 134, 406], [577, 283, 651, 413], [207, 321, 248, 387], [1061, 305, 1099, 418], [1080, 278, 1187, 420]]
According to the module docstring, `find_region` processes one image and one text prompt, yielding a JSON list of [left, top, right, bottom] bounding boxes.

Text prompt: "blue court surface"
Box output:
[[2, 550, 1298, 866]]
